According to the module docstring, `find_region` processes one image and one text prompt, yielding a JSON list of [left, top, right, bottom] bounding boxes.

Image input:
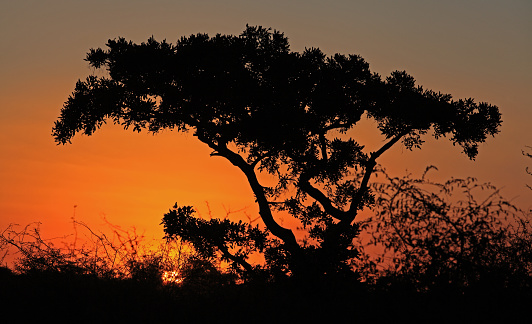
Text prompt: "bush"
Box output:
[[0, 221, 188, 283], [357, 167, 532, 292]]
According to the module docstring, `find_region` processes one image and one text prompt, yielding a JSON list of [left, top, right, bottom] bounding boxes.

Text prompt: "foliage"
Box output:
[[161, 204, 268, 279], [0, 221, 186, 283], [52, 25, 501, 278], [357, 167, 532, 292]]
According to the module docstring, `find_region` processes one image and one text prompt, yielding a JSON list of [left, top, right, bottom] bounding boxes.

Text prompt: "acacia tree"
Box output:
[[53, 26, 501, 279]]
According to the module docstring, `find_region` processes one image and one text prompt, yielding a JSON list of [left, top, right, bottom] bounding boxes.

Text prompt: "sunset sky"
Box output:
[[1, 0, 531, 261]]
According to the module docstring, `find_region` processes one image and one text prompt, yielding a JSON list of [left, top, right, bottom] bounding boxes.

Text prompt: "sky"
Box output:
[[1, 0, 531, 264]]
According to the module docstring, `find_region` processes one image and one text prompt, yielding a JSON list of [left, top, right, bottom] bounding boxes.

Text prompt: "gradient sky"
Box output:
[[1, 0, 531, 259]]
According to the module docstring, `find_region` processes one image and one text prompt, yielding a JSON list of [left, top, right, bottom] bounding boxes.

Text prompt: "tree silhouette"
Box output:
[[357, 168, 532, 292], [53, 25, 501, 279]]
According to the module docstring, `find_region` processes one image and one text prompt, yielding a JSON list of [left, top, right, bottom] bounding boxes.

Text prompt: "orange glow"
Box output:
[[1, 1, 531, 270], [162, 270, 184, 284]]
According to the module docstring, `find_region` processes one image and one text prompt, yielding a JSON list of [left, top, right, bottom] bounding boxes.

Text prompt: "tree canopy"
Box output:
[[53, 25, 501, 279]]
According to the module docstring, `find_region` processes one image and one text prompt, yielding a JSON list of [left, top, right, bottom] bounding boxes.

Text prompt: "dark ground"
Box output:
[[0, 269, 530, 323]]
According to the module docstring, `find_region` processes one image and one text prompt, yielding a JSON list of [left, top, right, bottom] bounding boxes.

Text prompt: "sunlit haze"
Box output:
[[1, 0, 531, 267]]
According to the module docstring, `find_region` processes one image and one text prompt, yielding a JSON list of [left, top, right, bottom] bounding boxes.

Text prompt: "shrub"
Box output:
[[357, 167, 532, 292]]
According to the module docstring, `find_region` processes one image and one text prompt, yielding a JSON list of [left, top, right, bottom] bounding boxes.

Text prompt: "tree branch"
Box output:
[[298, 131, 409, 225], [319, 133, 328, 162], [250, 151, 274, 169], [202, 138, 300, 252], [344, 131, 409, 224], [217, 244, 255, 275], [298, 175, 349, 222]]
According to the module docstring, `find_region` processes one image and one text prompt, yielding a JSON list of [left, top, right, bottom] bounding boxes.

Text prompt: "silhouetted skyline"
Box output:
[[1, 0, 531, 250]]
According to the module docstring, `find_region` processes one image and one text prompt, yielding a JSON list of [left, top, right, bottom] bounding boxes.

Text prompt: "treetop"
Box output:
[[53, 25, 501, 163]]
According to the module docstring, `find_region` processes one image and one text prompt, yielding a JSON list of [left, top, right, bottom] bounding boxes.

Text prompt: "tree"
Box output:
[[357, 168, 532, 292], [53, 25, 501, 279]]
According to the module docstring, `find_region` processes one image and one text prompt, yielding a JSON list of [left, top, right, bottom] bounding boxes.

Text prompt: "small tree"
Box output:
[[53, 25, 501, 279], [358, 168, 532, 292]]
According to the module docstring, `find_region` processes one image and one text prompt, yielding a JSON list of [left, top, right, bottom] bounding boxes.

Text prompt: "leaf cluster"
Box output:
[[53, 25, 501, 185], [161, 204, 268, 276]]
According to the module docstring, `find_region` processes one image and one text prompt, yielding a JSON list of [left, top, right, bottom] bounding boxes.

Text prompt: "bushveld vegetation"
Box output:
[[357, 168, 532, 292], [2, 26, 530, 321], [52, 25, 502, 283], [1, 171, 531, 322]]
